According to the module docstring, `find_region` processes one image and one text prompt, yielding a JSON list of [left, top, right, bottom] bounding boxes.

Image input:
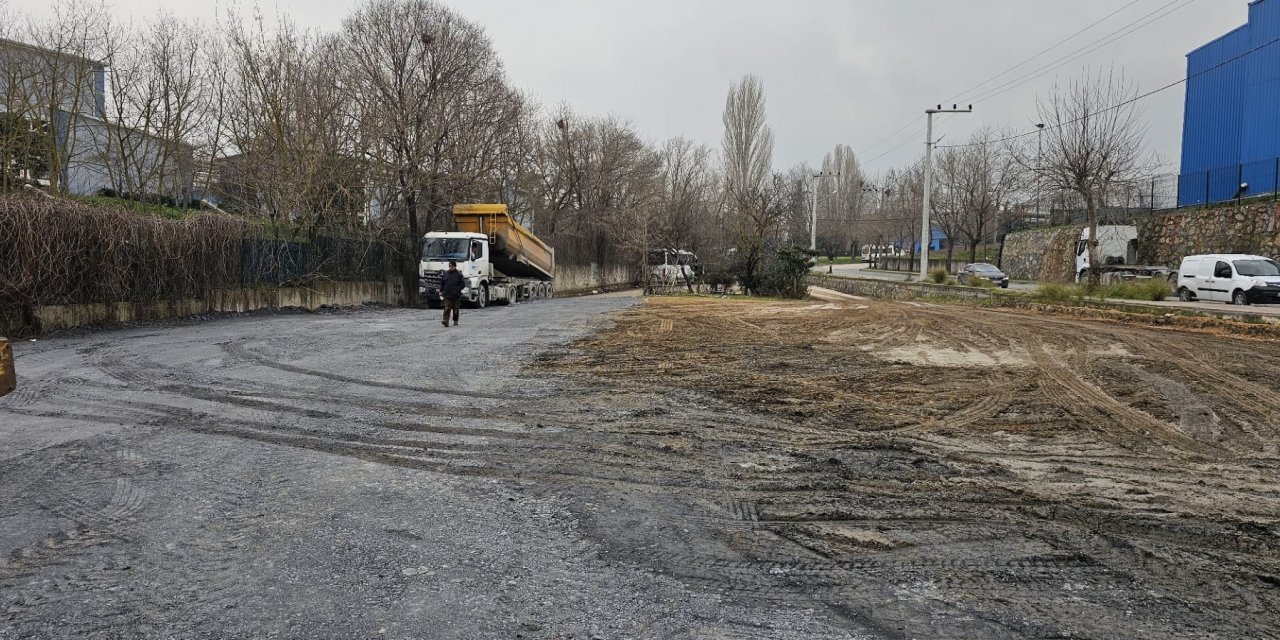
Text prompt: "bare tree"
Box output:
[[21, 0, 114, 194], [721, 74, 776, 291], [960, 127, 1022, 264], [1032, 70, 1150, 285], [344, 0, 520, 300], [818, 144, 866, 260]]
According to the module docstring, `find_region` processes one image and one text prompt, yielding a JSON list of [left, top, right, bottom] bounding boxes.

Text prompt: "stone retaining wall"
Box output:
[[1000, 225, 1083, 283], [1138, 202, 1280, 265]]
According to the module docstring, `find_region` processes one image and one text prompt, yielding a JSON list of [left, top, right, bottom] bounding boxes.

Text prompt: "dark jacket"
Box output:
[[440, 269, 466, 300]]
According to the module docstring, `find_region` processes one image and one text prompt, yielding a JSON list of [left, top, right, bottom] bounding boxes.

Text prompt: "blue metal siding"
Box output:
[[1240, 0, 1280, 163], [1181, 27, 1248, 176], [1178, 0, 1280, 205]]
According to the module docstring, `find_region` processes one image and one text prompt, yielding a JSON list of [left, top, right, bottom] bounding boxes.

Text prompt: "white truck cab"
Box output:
[[1075, 226, 1137, 282], [420, 232, 495, 306], [1177, 254, 1280, 306]]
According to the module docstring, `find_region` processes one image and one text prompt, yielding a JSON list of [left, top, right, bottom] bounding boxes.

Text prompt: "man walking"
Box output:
[[440, 260, 465, 327]]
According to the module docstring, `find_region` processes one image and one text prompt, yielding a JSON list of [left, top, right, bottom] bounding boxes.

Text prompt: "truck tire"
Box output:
[[477, 284, 488, 309]]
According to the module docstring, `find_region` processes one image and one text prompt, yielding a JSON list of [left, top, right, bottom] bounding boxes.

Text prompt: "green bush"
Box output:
[[1035, 279, 1171, 303], [1035, 282, 1078, 303], [1094, 279, 1172, 302], [928, 268, 949, 284], [757, 245, 818, 299], [968, 276, 998, 289]]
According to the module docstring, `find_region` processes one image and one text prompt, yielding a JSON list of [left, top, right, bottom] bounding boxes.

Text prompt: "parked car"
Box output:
[[1177, 254, 1280, 305], [957, 263, 1010, 288]]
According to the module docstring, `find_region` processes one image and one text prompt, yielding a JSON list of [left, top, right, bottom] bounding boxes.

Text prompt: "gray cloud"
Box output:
[[24, 0, 1248, 178]]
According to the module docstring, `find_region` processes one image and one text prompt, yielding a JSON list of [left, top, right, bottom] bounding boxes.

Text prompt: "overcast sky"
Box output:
[[25, 0, 1250, 179]]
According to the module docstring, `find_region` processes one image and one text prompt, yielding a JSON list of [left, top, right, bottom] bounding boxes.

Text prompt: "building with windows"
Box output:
[[0, 37, 192, 199], [1179, 0, 1280, 206]]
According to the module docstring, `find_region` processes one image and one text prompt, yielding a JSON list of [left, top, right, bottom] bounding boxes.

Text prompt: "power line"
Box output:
[[945, 0, 1146, 104], [860, 1, 1158, 166], [963, 0, 1198, 106], [935, 34, 1280, 151]]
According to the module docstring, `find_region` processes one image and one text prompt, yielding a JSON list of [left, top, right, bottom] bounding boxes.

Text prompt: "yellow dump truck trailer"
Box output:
[[0, 338, 15, 398], [418, 204, 556, 308]]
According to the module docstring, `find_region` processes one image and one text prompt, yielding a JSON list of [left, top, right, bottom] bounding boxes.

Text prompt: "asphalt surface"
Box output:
[[0, 296, 864, 640]]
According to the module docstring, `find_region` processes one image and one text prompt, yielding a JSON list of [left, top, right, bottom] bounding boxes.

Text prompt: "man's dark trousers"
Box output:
[[442, 298, 460, 325]]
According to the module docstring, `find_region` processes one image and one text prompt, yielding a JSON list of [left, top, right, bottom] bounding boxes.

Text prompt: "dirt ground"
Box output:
[[2, 292, 1278, 639], [534, 291, 1280, 639]]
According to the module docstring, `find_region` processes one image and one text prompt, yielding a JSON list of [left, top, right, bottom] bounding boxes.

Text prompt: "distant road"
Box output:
[[815, 262, 1040, 292], [813, 262, 1280, 319]]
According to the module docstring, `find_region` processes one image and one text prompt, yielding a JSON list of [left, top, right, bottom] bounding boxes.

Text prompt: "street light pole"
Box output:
[[919, 105, 972, 280], [810, 171, 839, 251]]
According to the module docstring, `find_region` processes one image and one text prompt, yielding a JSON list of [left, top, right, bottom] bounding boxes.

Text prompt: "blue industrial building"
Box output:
[[1179, 0, 1280, 206]]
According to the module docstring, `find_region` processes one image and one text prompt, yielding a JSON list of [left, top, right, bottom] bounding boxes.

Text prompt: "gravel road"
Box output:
[[0, 296, 864, 640], [7, 290, 1279, 639]]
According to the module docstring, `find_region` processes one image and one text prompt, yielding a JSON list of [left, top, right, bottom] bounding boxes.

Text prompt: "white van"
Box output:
[[1176, 254, 1280, 305]]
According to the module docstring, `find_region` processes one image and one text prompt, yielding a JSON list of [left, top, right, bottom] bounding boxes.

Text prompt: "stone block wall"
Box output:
[[1138, 203, 1280, 266], [1000, 225, 1083, 283]]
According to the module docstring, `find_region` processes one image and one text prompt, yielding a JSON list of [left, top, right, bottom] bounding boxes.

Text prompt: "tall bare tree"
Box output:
[[1032, 70, 1150, 285], [343, 0, 520, 299], [721, 75, 776, 291]]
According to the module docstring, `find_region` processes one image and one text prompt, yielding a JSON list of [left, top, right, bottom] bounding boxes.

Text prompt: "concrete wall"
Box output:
[[555, 261, 634, 294], [16, 279, 402, 336], [1000, 225, 1084, 283], [872, 257, 971, 274], [1138, 202, 1280, 266]]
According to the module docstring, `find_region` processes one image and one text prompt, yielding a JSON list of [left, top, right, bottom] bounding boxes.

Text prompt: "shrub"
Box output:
[[928, 268, 949, 284], [1035, 283, 1078, 302], [757, 245, 818, 299], [1094, 279, 1172, 302], [968, 276, 998, 289]]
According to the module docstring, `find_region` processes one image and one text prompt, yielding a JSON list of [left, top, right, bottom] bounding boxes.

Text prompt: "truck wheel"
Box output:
[[546, 285, 554, 299], [1233, 290, 1250, 306], [477, 285, 488, 309], [1178, 288, 1195, 303]]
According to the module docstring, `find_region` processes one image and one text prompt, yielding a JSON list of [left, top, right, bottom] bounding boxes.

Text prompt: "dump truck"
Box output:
[[419, 204, 555, 308], [0, 338, 14, 398]]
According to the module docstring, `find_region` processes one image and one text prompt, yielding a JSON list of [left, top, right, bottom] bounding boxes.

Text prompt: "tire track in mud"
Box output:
[[528, 296, 1280, 639]]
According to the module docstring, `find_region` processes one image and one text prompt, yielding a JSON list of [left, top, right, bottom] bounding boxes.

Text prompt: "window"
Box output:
[[1214, 261, 1233, 279], [1233, 259, 1280, 277], [421, 238, 468, 261], [471, 241, 484, 261]]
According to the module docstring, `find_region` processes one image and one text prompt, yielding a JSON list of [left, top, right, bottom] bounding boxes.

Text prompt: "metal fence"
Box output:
[[1177, 157, 1280, 207]]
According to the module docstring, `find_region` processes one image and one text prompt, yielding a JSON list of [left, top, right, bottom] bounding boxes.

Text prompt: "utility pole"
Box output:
[[919, 104, 972, 280], [1035, 123, 1045, 223], [810, 170, 839, 251]]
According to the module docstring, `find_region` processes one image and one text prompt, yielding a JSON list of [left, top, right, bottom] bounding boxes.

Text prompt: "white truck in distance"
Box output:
[[419, 204, 555, 308], [1075, 225, 1174, 285]]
